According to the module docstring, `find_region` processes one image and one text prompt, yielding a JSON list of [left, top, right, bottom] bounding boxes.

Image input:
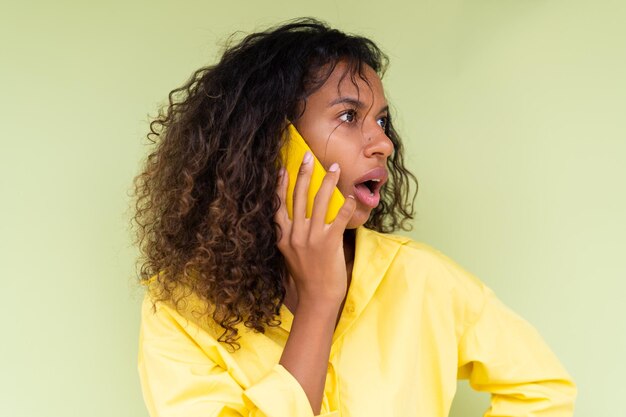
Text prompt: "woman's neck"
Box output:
[[343, 228, 356, 272]]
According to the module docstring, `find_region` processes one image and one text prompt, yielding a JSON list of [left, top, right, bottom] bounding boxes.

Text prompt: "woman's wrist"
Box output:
[[295, 292, 344, 316]]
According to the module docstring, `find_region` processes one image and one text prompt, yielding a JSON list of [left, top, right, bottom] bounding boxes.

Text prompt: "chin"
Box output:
[[346, 208, 371, 229]]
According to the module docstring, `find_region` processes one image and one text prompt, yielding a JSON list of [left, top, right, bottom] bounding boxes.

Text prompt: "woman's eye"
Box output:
[[377, 116, 389, 130], [339, 109, 357, 123]]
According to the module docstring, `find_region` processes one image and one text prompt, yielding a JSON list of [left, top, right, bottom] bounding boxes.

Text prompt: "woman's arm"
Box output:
[[278, 299, 341, 415], [273, 153, 357, 415], [457, 286, 577, 416]]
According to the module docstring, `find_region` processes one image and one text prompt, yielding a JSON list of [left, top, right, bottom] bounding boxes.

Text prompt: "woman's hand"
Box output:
[[274, 151, 357, 307]]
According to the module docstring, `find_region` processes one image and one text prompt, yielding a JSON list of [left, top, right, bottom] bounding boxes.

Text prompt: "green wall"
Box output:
[[2, 1, 624, 416]]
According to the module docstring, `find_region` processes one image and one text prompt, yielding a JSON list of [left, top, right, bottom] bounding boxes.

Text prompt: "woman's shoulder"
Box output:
[[360, 226, 471, 269], [140, 272, 227, 337], [361, 227, 488, 298]]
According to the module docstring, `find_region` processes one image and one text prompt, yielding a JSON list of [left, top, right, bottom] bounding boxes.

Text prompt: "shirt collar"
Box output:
[[331, 226, 408, 343]]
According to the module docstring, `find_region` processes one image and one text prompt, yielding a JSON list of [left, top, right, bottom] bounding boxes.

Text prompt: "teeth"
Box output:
[[371, 179, 380, 182]]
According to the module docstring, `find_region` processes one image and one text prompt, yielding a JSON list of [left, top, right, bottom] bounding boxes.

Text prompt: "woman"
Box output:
[[132, 17, 576, 417]]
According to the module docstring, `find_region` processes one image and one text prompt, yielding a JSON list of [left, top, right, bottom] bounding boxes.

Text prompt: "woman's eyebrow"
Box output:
[[329, 96, 389, 115]]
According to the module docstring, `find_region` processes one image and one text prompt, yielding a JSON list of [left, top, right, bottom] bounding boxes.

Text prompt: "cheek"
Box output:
[[322, 134, 362, 165], [335, 177, 354, 198], [333, 162, 359, 198]]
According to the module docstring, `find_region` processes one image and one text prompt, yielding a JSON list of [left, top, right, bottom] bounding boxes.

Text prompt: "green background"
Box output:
[[2, 1, 624, 416]]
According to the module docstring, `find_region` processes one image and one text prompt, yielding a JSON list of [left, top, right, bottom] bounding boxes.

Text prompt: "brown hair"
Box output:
[[130, 17, 418, 350]]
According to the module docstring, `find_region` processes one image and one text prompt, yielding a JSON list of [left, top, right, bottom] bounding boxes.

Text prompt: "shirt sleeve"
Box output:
[[138, 295, 339, 417], [457, 287, 577, 417]]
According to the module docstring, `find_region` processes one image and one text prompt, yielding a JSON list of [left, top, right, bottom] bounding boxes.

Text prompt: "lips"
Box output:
[[352, 167, 388, 208]]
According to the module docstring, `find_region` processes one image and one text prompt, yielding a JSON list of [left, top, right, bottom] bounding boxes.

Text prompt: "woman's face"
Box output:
[[293, 60, 394, 229]]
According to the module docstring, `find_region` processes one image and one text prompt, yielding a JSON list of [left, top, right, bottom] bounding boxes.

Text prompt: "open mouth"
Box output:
[[353, 168, 388, 208], [358, 179, 382, 196]]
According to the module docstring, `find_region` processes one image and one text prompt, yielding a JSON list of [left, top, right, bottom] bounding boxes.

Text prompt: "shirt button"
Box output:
[[346, 304, 355, 314]]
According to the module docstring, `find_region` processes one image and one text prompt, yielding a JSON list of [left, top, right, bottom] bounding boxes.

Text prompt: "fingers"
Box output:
[[274, 167, 290, 247], [328, 195, 357, 235], [310, 162, 341, 228], [276, 168, 288, 214], [292, 151, 313, 227], [281, 151, 356, 243]]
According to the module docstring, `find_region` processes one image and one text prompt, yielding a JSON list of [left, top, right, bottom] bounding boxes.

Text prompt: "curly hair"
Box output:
[[131, 17, 418, 351]]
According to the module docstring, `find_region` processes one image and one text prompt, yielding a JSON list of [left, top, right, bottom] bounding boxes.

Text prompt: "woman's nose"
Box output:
[[364, 129, 394, 158]]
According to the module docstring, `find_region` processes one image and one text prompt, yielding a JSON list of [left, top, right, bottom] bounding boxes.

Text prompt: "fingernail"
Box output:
[[328, 162, 339, 172], [348, 195, 355, 199], [303, 151, 313, 164], [278, 167, 286, 179]]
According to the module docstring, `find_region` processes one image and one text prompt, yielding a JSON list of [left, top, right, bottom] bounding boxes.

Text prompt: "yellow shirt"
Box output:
[[138, 226, 576, 417]]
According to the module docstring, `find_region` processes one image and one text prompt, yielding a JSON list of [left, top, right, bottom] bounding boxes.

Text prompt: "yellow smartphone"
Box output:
[[279, 123, 345, 223]]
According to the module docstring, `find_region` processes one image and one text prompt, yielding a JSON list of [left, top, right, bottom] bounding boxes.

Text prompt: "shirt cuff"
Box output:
[[242, 364, 339, 417]]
